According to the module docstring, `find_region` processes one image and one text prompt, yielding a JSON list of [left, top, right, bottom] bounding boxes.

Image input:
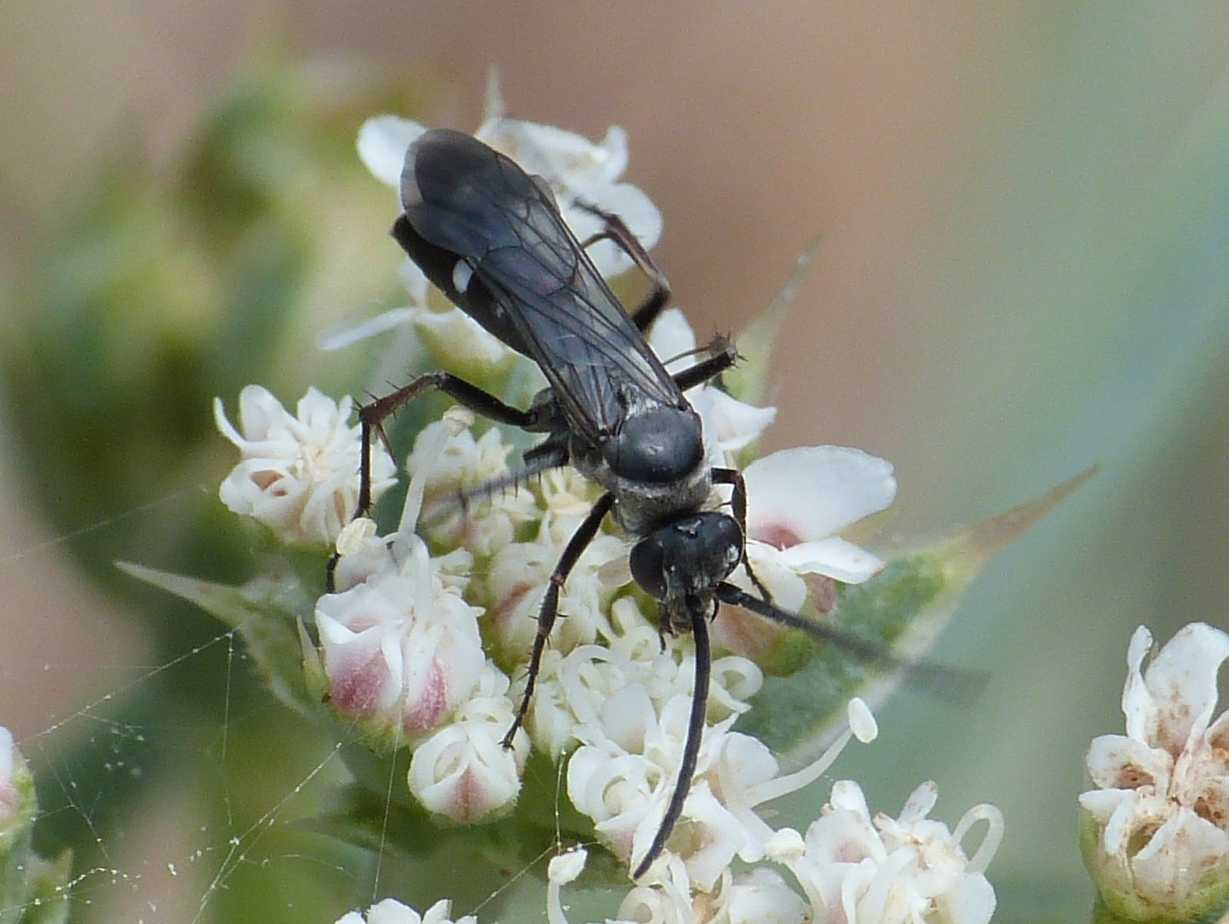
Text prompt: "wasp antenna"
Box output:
[[714, 584, 987, 706], [633, 600, 712, 880]]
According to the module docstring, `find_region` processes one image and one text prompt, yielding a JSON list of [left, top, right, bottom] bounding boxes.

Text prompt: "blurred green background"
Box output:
[[1, 3, 1226, 922]]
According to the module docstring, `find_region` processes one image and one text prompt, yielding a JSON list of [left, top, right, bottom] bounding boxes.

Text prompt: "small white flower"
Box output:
[[407, 661, 529, 823], [335, 897, 476, 924], [314, 540, 486, 741], [1079, 622, 1229, 917], [648, 309, 777, 469], [409, 420, 538, 557], [769, 779, 1003, 924], [568, 686, 875, 890], [484, 528, 625, 668], [692, 868, 809, 924], [214, 385, 396, 547], [522, 597, 763, 759]]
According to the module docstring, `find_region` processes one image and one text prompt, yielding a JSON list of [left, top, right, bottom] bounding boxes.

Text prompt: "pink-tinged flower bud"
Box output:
[[407, 664, 528, 823], [0, 726, 31, 828], [314, 546, 485, 744], [214, 385, 396, 548]]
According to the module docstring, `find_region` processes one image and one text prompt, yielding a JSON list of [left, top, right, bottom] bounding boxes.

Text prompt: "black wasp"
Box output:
[[338, 128, 948, 879]]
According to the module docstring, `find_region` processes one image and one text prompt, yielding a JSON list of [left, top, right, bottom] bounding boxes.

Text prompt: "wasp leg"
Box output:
[[575, 201, 672, 332], [633, 599, 712, 879], [444, 444, 569, 517], [502, 492, 615, 749], [326, 372, 539, 592], [711, 467, 773, 603], [670, 338, 738, 392], [714, 582, 989, 705]]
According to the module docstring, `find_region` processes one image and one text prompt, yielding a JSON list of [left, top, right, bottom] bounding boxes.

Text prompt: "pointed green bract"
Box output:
[[116, 561, 316, 716], [723, 236, 821, 408]]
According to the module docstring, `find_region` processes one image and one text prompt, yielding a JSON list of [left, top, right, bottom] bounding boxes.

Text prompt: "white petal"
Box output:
[[557, 185, 662, 278], [934, 873, 997, 924], [1078, 787, 1131, 822], [477, 119, 629, 188], [778, 537, 885, 584], [848, 698, 878, 743], [317, 307, 414, 351], [743, 446, 897, 543], [725, 868, 809, 924], [898, 780, 938, 823], [738, 543, 810, 612], [1085, 733, 1171, 791], [365, 899, 422, 924], [1132, 808, 1229, 904], [1143, 622, 1229, 754], [691, 388, 777, 452], [547, 848, 587, 924], [1122, 625, 1156, 743], [358, 116, 426, 189], [648, 308, 698, 365]]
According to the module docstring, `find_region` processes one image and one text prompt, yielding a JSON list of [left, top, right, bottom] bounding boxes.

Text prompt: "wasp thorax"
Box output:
[[629, 512, 743, 604], [604, 405, 704, 485]]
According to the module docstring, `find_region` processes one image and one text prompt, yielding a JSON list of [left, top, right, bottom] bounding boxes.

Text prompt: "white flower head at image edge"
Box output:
[[336, 898, 475, 924], [214, 385, 396, 547], [1, 726, 28, 824], [766, 779, 1003, 924], [1079, 622, 1229, 918], [332, 86, 663, 355]]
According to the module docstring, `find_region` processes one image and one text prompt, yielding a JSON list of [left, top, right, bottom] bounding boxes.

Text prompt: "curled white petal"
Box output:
[[743, 446, 897, 545], [358, 115, 427, 189], [648, 308, 699, 364], [848, 698, 878, 743]]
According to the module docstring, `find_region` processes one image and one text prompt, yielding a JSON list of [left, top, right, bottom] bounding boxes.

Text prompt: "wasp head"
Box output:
[[629, 512, 743, 634]]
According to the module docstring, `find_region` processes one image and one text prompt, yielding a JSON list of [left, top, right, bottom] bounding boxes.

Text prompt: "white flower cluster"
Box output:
[[215, 102, 1006, 924], [214, 385, 397, 547], [1080, 622, 1229, 917], [336, 897, 474, 924]]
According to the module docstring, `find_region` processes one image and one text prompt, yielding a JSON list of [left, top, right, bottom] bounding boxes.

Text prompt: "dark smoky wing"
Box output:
[[475, 195, 684, 440], [402, 128, 683, 439]]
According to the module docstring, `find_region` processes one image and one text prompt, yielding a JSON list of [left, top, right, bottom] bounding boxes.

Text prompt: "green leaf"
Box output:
[[723, 236, 821, 407], [738, 468, 1095, 760], [116, 561, 315, 715], [14, 851, 71, 924]]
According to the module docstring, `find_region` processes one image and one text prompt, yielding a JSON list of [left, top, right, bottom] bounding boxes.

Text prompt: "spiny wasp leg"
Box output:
[[711, 467, 774, 603], [576, 200, 672, 332], [670, 339, 739, 392], [502, 492, 615, 749], [326, 371, 539, 593]]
